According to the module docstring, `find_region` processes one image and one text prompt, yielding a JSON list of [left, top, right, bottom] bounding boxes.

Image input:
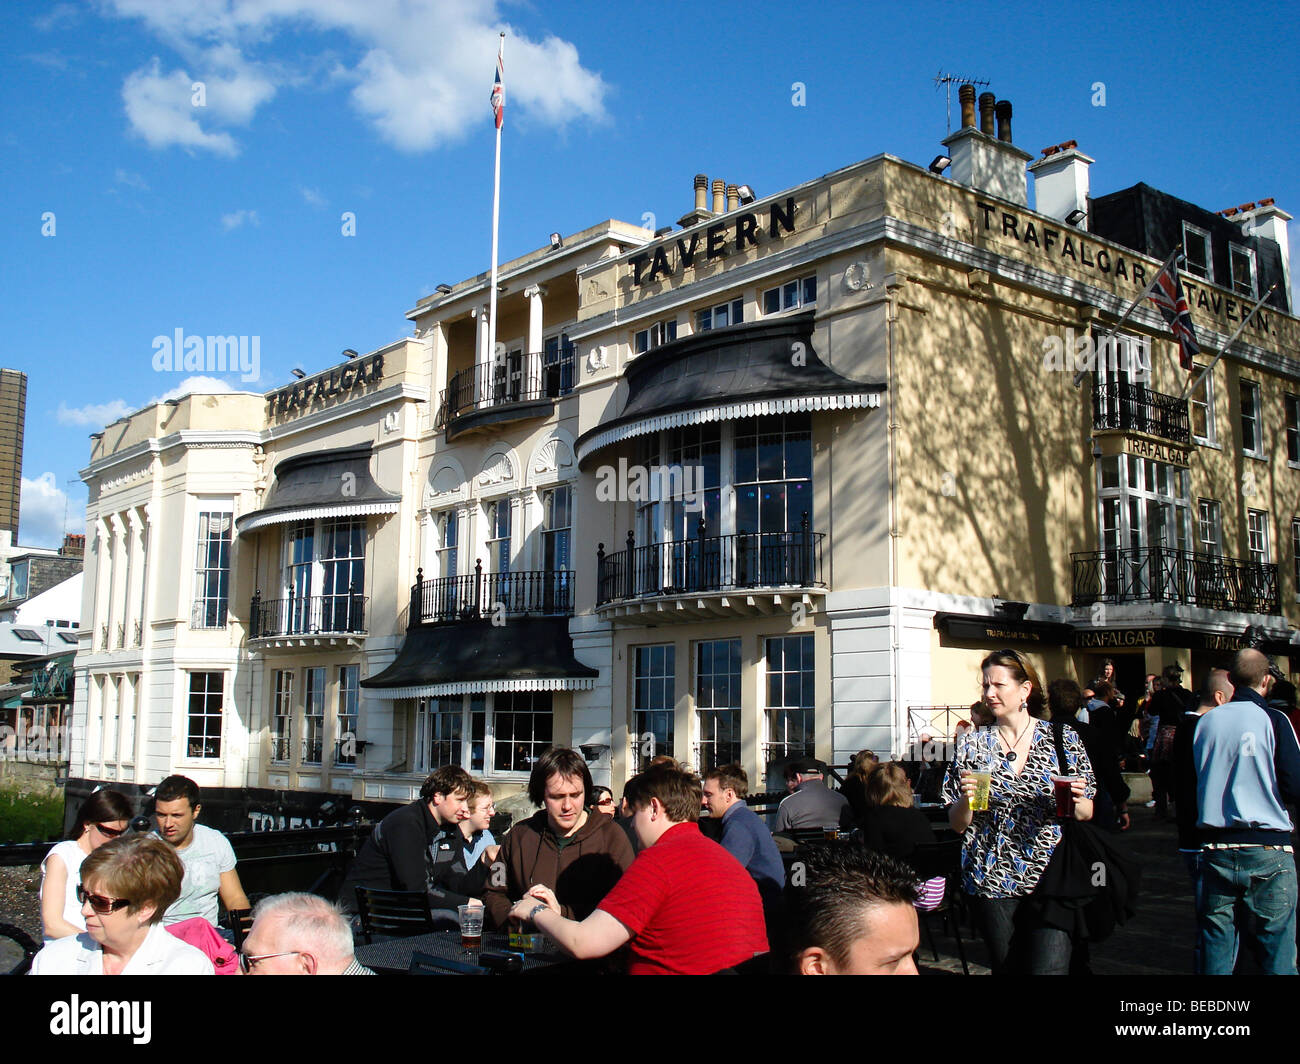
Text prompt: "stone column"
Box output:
[[108, 514, 128, 648], [524, 284, 546, 389], [472, 304, 491, 407], [126, 510, 145, 646]]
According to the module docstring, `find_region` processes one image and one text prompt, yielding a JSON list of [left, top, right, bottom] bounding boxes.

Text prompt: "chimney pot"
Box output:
[[726, 184, 740, 212], [1260, 197, 1276, 207], [978, 92, 996, 135], [712, 179, 726, 214], [995, 100, 1013, 143], [959, 84, 976, 128], [694, 174, 708, 211]]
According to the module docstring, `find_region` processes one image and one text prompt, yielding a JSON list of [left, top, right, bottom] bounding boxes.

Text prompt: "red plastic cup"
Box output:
[[1050, 774, 1079, 817]]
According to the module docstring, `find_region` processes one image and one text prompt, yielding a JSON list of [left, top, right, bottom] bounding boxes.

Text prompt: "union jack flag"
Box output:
[[1147, 255, 1200, 369], [490, 49, 504, 130]]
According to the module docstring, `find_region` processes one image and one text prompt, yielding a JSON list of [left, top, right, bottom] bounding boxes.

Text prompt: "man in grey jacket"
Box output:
[[1193, 648, 1300, 975], [775, 758, 854, 833]]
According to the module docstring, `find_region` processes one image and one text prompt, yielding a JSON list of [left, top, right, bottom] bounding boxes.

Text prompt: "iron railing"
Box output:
[[596, 519, 825, 606], [1092, 382, 1191, 444], [410, 562, 573, 625], [1072, 547, 1279, 613], [249, 589, 368, 638], [437, 351, 573, 427]]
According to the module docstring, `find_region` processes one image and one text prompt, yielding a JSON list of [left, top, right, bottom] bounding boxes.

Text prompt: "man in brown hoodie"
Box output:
[[484, 748, 634, 929]]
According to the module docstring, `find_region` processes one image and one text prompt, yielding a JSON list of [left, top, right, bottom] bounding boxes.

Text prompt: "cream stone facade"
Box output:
[[69, 93, 1300, 824]]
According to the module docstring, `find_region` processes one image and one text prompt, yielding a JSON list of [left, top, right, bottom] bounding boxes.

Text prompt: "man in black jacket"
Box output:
[[340, 765, 489, 924]]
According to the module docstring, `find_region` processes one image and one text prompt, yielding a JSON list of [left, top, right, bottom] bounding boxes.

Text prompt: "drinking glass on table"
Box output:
[[458, 903, 484, 952]]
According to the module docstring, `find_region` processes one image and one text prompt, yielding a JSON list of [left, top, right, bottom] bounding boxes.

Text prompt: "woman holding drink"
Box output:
[[943, 649, 1096, 974]]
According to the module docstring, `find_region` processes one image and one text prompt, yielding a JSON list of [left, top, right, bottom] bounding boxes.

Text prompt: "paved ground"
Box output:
[[918, 804, 1200, 976]]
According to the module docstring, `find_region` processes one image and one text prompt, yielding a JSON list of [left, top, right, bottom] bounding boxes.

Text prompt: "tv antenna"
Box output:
[[934, 71, 991, 133]]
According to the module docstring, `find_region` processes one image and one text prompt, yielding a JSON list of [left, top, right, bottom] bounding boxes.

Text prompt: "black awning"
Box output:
[[235, 444, 401, 534], [936, 612, 1075, 646], [360, 616, 599, 698], [575, 312, 884, 466]]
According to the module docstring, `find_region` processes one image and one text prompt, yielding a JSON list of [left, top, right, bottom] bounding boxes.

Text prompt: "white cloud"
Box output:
[[115, 167, 150, 191], [122, 58, 240, 155], [221, 208, 260, 230], [33, 4, 80, 33], [103, 0, 608, 154], [57, 399, 133, 427], [300, 186, 327, 207], [151, 376, 238, 402], [18, 474, 82, 549]]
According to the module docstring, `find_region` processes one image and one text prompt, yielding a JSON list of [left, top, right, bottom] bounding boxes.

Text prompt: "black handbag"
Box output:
[[1023, 722, 1141, 942]]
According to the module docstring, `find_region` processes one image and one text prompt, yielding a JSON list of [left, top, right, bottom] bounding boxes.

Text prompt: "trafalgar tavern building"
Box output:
[[68, 86, 1299, 826]]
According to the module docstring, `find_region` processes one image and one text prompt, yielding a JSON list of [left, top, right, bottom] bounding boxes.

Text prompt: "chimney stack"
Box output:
[[942, 88, 1032, 207], [1028, 141, 1094, 228], [995, 100, 1013, 142], [959, 83, 976, 128], [694, 174, 708, 212], [712, 179, 726, 214]]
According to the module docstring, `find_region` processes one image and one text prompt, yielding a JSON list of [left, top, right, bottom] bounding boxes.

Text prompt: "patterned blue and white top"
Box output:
[[942, 720, 1096, 899]]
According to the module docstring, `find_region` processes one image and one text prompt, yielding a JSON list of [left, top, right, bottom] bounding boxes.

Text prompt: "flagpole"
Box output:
[[1072, 244, 1183, 387], [488, 31, 505, 383], [1178, 283, 1279, 403]]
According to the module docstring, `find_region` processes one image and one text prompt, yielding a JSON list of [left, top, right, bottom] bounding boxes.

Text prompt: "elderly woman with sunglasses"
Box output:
[[943, 649, 1096, 975], [40, 789, 133, 941], [30, 835, 214, 975]]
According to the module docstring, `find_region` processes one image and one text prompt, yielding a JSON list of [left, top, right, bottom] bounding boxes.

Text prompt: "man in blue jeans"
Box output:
[[1193, 648, 1300, 975]]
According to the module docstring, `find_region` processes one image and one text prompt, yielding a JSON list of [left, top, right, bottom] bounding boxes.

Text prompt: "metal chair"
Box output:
[[353, 887, 436, 945], [226, 908, 254, 952], [907, 838, 969, 975]]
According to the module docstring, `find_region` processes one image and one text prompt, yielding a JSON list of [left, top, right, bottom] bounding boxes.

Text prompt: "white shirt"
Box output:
[[29, 922, 215, 975], [40, 839, 88, 941]]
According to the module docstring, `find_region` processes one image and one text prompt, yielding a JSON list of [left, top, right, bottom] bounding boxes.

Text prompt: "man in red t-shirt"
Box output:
[[509, 764, 768, 974]]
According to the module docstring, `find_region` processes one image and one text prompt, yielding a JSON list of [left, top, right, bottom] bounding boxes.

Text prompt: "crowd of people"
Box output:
[[26, 644, 1300, 975]]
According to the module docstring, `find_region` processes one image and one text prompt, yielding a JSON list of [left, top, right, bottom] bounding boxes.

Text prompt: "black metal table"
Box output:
[[355, 930, 574, 975]]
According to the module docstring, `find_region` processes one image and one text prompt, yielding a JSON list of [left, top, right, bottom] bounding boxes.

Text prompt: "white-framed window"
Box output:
[[436, 511, 458, 579], [1182, 222, 1211, 280], [302, 666, 325, 765], [185, 671, 223, 760], [336, 665, 359, 766], [119, 674, 136, 765], [281, 518, 367, 634], [633, 644, 675, 772], [1248, 510, 1270, 565], [634, 318, 677, 354], [11, 560, 29, 600], [542, 334, 576, 398], [1240, 379, 1263, 457], [763, 274, 816, 315], [1285, 395, 1300, 466], [192, 512, 232, 629], [1197, 499, 1222, 556], [1094, 454, 1192, 599], [485, 500, 511, 574], [1230, 244, 1257, 298], [1190, 364, 1216, 444], [695, 638, 741, 771], [414, 692, 552, 777], [696, 298, 744, 332], [272, 670, 293, 763], [764, 634, 815, 766]]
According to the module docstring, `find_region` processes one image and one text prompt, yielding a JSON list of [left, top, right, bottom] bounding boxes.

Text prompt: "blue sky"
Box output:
[[3, 0, 1297, 547]]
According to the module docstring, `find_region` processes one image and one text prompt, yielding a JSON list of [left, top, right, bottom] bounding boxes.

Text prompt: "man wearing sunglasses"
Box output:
[[240, 893, 374, 975], [153, 775, 250, 929]]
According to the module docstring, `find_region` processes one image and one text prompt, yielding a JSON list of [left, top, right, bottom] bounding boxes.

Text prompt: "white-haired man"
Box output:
[[241, 893, 374, 975]]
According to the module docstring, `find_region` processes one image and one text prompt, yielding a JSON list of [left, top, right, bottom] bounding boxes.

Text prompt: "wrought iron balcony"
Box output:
[[436, 351, 573, 432], [1091, 382, 1190, 444], [1072, 547, 1279, 613], [596, 520, 825, 606], [249, 589, 368, 639], [409, 561, 573, 626]]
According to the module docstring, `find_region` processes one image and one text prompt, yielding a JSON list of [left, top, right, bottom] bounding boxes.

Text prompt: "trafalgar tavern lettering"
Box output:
[[629, 198, 797, 287], [269, 355, 384, 416], [977, 202, 1274, 339], [1076, 628, 1156, 648]]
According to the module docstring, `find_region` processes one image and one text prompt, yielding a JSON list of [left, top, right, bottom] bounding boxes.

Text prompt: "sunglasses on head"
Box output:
[[77, 886, 131, 914]]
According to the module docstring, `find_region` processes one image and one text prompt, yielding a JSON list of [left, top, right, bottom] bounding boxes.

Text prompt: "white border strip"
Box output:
[[237, 501, 400, 534], [366, 676, 596, 699], [576, 392, 881, 464]]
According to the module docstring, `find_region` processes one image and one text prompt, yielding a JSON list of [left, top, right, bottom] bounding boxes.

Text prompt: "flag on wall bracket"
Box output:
[[1147, 255, 1200, 369]]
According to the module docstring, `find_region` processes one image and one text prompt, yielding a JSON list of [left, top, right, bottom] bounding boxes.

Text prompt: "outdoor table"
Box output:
[[355, 930, 576, 975]]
